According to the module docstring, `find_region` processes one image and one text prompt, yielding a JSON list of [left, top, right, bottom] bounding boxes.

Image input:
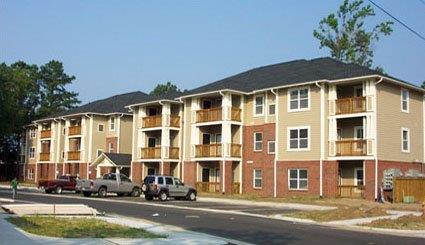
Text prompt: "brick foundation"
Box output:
[[183, 161, 196, 186], [322, 161, 339, 197], [131, 162, 142, 183], [163, 162, 171, 176], [63, 163, 88, 179], [220, 161, 233, 194], [37, 163, 57, 180], [276, 161, 321, 197]]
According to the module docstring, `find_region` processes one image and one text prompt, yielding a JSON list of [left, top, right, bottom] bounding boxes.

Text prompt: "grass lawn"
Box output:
[[0, 181, 36, 187], [364, 215, 425, 230], [7, 216, 166, 239], [284, 205, 388, 222]]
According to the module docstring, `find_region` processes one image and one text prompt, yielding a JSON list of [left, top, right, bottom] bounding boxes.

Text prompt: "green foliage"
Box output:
[[313, 0, 393, 68], [149, 81, 181, 96], [421, 81, 425, 89]]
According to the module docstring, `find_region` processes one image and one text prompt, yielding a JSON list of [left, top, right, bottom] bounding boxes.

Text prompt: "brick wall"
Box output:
[[183, 161, 196, 186], [131, 162, 142, 183], [63, 163, 88, 179], [37, 163, 56, 180], [220, 161, 233, 194], [163, 162, 171, 176], [276, 161, 321, 197], [322, 161, 339, 197], [106, 137, 118, 153]]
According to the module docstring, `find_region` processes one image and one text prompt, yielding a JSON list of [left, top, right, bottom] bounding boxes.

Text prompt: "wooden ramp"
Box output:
[[1, 204, 99, 216]]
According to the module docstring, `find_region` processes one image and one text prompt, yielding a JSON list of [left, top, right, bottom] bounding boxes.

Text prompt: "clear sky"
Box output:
[[2, 0, 425, 104]]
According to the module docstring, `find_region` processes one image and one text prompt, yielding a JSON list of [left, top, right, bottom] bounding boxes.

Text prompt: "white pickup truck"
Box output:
[[76, 173, 141, 198]]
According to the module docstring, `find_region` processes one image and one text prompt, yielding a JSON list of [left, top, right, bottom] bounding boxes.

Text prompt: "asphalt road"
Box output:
[[1, 189, 424, 245]]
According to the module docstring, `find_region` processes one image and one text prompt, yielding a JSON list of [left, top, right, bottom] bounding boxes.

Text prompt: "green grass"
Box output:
[[364, 215, 425, 230], [7, 216, 166, 239]]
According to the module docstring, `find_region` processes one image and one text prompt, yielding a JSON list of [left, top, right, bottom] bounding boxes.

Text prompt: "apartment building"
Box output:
[[129, 57, 424, 200], [19, 124, 38, 182], [20, 91, 150, 183]]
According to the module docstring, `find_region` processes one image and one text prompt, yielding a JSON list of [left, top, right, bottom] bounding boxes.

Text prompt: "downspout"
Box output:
[[374, 77, 383, 200], [219, 91, 226, 193], [85, 113, 93, 179], [315, 81, 324, 197], [270, 89, 278, 198], [177, 98, 185, 181], [117, 113, 124, 153]]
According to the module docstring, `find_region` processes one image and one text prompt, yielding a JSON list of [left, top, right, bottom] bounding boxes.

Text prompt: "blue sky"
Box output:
[[2, 0, 425, 104]]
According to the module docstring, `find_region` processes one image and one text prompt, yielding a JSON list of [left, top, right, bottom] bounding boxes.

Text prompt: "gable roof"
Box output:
[[127, 91, 185, 108], [181, 57, 421, 97], [103, 153, 132, 166]]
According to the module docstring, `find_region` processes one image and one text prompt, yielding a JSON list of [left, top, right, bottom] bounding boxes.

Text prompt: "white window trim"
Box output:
[[401, 88, 409, 113], [288, 169, 308, 191], [353, 85, 363, 97], [401, 127, 410, 153], [267, 141, 275, 154], [253, 132, 263, 152], [354, 167, 364, 186], [108, 142, 114, 153], [253, 94, 265, 117], [287, 86, 310, 112], [268, 103, 276, 116], [98, 123, 105, 132], [30, 129, 36, 138], [353, 126, 363, 139], [109, 117, 116, 131], [253, 169, 262, 189], [29, 147, 35, 159], [287, 126, 310, 151]]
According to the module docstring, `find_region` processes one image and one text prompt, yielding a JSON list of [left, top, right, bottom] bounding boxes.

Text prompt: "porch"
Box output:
[[195, 161, 241, 194], [338, 160, 365, 198]]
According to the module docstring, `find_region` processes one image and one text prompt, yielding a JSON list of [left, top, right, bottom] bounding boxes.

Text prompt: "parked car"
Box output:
[[141, 175, 197, 201], [38, 175, 79, 194], [76, 173, 141, 198]]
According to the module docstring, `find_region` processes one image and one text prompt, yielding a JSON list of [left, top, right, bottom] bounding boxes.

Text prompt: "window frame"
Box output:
[[108, 142, 114, 153], [253, 132, 263, 152], [253, 94, 265, 117], [287, 126, 310, 151], [288, 86, 310, 112], [288, 169, 308, 191], [401, 88, 409, 113], [27, 168, 34, 180], [268, 141, 275, 154], [401, 127, 410, 153], [268, 103, 276, 116], [29, 147, 35, 159], [98, 123, 104, 132], [253, 169, 262, 189], [29, 129, 36, 138], [109, 117, 116, 131]]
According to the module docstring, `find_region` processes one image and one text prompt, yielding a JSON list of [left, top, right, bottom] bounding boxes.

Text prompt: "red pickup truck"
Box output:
[[38, 175, 79, 194]]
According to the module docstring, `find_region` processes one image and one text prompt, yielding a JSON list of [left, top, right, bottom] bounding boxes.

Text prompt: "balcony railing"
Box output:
[[68, 126, 81, 136], [67, 151, 80, 161], [230, 107, 242, 121], [196, 108, 222, 123], [230, 144, 242, 157], [40, 130, 51, 139], [170, 115, 180, 127], [169, 147, 179, 159], [39, 152, 50, 161], [196, 182, 220, 193], [338, 185, 365, 198], [142, 115, 162, 128], [335, 96, 366, 115], [335, 139, 367, 156], [195, 144, 222, 157], [141, 147, 161, 159]]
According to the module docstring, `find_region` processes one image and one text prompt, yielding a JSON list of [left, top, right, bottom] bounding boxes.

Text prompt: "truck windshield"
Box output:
[[145, 176, 155, 184]]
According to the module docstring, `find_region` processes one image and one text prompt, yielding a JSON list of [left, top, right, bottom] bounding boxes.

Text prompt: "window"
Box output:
[[288, 127, 309, 150], [165, 177, 174, 185], [288, 87, 309, 111], [61, 151, 64, 159], [288, 169, 308, 190], [354, 168, 364, 186], [402, 128, 410, 152], [110, 117, 115, 131], [98, 124, 104, 132], [401, 89, 409, 112], [30, 129, 36, 138], [157, 176, 164, 184], [97, 149, 103, 157], [254, 132, 263, 151], [253, 169, 262, 188], [254, 95, 264, 116], [120, 174, 131, 182], [108, 143, 114, 153], [29, 147, 35, 159], [27, 168, 34, 180], [174, 178, 183, 185], [269, 104, 275, 115], [268, 141, 275, 154]]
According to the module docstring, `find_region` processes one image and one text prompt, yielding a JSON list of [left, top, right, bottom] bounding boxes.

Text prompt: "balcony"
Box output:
[[338, 185, 365, 198], [230, 107, 242, 121], [196, 108, 222, 123], [40, 130, 51, 139], [142, 115, 162, 128], [39, 152, 50, 161], [230, 143, 242, 157], [68, 126, 81, 136], [335, 97, 366, 115], [170, 115, 180, 127], [68, 151, 80, 161], [334, 139, 367, 156], [195, 144, 222, 157], [195, 182, 241, 194], [169, 147, 179, 159], [141, 147, 161, 159]]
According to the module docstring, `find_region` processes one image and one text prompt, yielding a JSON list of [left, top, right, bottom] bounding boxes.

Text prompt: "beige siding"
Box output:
[[244, 91, 276, 126], [27, 127, 38, 165], [90, 116, 107, 162], [377, 82, 424, 162], [119, 115, 133, 154]]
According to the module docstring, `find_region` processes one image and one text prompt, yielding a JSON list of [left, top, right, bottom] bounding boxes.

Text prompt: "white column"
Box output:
[[161, 103, 171, 159], [64, 120, 70, 162], [37, 124, 42, 162], [222, 92, 232, 157], [131, 109, 138, 162], [328, 84, 337, 115], [319, 84, 325, 197]]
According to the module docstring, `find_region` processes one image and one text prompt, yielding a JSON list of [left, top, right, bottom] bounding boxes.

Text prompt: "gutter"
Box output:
[[270, 88, 278, 198], [315, 81, 325, 197]]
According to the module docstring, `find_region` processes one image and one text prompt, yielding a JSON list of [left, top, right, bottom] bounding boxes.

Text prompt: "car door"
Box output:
[[118, 174, 133, 193], [173, 178, 187, 197], [105, 174, 118, 192], [165, 177, 178, 197]]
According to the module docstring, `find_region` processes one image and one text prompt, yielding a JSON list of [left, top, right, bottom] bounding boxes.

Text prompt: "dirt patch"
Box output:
[[364, 215, 425, 230]]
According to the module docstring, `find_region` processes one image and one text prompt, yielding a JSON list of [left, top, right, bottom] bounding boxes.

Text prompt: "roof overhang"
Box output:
[[177, 89, 247, 100], [126, 99, 182, 110]]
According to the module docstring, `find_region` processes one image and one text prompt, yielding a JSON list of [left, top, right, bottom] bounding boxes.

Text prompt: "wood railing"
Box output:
[[335, 96, 366, 115], [169, 147, 179, 159], [141, 147, 161, 159], [196, 182, 220, 193], [231, 107, 242, 121], [68, 126, 81, 136], [40, 130, 51, 138], [195, 144, 222, 157], [230, 144, 242, 157], [196, 108, 222, 123], [338, 185, 365, 198], [335, 139, 367, 156], [67, 151, 80, 161], [170, 115, 180, 127], [142, 115, 162, 128], [232, 182, 241, 194], [39, 153, 50, 161]]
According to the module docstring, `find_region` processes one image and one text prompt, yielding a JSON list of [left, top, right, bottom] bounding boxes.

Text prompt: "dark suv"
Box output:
[[141, 175, 197, 201]]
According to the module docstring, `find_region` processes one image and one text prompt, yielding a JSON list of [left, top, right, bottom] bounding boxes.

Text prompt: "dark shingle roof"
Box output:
[[104, 153, 132, 166], [182, 57, 418, 96], [128, 91, 185, 106]]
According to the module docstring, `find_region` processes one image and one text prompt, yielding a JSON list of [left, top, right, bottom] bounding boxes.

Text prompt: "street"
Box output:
[[1, 188, 424, 245]]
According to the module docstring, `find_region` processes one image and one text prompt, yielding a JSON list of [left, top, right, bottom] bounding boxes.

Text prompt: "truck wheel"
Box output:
[[145, 195, 153, 201], [55, 186, 63, 194], [131, 187, 141, 197], [98, 187, 107, 198], [187, 191, 197, 201], [83, 191, 91, 197], [159, 191, 168, 201]]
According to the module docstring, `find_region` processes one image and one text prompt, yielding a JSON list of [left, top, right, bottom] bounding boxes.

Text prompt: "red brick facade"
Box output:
[[183, 161, 196, 187], [63, 163, 88, 179], [37, 163, 57, 180], [131, 162, 142, 183], [220, 161, 233, 193]]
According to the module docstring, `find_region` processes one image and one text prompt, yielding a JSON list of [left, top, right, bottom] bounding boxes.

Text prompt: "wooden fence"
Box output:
[[393, 177, 425, 203]]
